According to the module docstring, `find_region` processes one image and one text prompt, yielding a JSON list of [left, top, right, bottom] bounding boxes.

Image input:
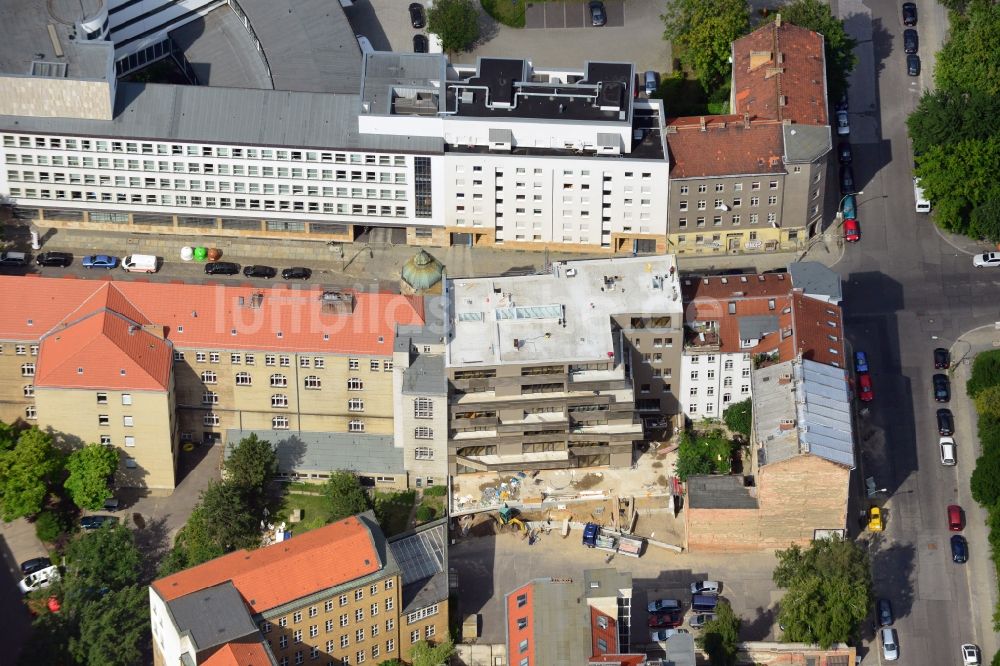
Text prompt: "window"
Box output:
[[265, 354, 276, 367], [414, 427, 433, 440], [349, 358, 360, 370], [370, 602, 379, 616], [690, 371, 698, 380], [347, 377, 363, 391], [519, 639, 529, 653], [314, 357, 325, 369], [196, 352, 207, 363], [385, 597, 393, 611], [386, 639, 394, 653], [293, 611, 303, 624], [236, 372, 252, 386], [209, 352, 220, 363], [123, 415, 134, 427], [303, 375, 321, 390], [355, 607, 364, 621], [293, 629, 302, 643], [341, 613, 350, 626], [21, 363, 35, 377], [23, 384, 34, 397], [97, 392, 108, 404], [383, 360, 393, 371], [272, 394, 288, 408], [25, 406, 37, 420], [349, 420, 365, 433], [231, 353, 242, 364], [348, 398, 364, 412], [414, 397, 433, 418], [300, 357, 311, 369], [517, 593, 527, 608], [414, 447, 434, 461], [15, 345, 26, 355], [270, 374, 287, 387], [425, 626, 436, 639], [272, 415, 289, 430], [173, 350, 185, 361], [341, 634, 350, 648], [201, 371, 217, 384], [340, 594, 349, 606], [410, 630, 420, 643], [202, 392, 218, 405]]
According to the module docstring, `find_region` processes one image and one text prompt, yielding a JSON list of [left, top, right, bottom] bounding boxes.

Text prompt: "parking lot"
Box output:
[[345, 0, 672, 73], [450, 529, 780, 649]]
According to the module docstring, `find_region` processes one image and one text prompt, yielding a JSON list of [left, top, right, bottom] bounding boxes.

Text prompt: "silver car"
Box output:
[[881, 627, 899, 661], [689, 612, 717, 628], [836, 109, 850, 136]]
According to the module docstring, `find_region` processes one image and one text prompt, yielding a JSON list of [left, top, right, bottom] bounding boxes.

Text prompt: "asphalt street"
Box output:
[[833, 0, 999, 663]]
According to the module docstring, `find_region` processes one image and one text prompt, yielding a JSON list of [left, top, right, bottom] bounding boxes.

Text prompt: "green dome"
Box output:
[[401, 250, 444, 291]]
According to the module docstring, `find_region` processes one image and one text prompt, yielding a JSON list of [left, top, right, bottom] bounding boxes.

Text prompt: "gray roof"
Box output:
[[167, 581, 259, 653], [0, 82, 444, 153], [783, 123, 832, 163], [789, 262, 842, 304], [686, 475, 758, 510], [394, 296, 448, 352], [225, 430, 404, 475], [752, 361, 800, 466], [514, 579, 594, 664], [662, 632, 697, 666], [236, 0, 362, 94], [361, 53, 447, 116], [796, 359, 854, 467], [388, 519, 449, 613], [0, 0, 112, 80], [738, 315, 780, 341], [402, 353, 447, 396], [170, 8, 273, 90], [583, 568, 632, 599]]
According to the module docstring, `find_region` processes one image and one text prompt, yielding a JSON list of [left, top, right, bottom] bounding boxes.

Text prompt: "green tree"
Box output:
[[978, 414, 1000, 457], [697, 600, 741, 666], [17, 610, 75, 666], [661, 0, 750, 91], [34, 509, 70, 542], [71, 585, 150, 666], [762, 0, 857, 104], [200, 480, 261, 551], [974, 385, 1000, 421], [935, 2, 1000, 96], [427, 0, 481, 54], [323, 471, 371, 522], [0, 427, 63, 520], [914, 135, 1000, 234], [159, 505, 225, 575], [723, 399, 752, 439], [675, 431, 714, 481], [968, 350, 1000, 398], [908, 90, 1000, 157], [410, 639, 455, 666], [773, 536, 872, 648], [971, 453, 1000, 507], [0, 420, 17, 453], [65, 523, 142, 593], [969, 200, 1000, 243], [223, 433, 277, 513], [64, 443, 118, 510]]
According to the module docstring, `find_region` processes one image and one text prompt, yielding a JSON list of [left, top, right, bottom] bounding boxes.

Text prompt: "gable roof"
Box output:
[[666, 116, 784, 179], [153, 515, 386, 613], [166, 581, 260, 656], [201, 641, 276, 666]]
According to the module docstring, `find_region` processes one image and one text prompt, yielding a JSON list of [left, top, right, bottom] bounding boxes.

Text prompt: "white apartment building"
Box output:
[[680, 351, 753, 420]]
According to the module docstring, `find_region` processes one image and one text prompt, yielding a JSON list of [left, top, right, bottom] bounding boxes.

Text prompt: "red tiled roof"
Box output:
[[202, 641, 275, 666], [681, 272, 795, 301], [152, 516, 382, 613], [667, 117, 784, 179], [0, 277, 424, 355], [789, 292, 845, 367], [732, 20, 828, 126]]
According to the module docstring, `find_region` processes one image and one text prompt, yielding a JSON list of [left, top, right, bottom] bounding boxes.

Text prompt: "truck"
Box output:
[[121, 254, 158, 273]]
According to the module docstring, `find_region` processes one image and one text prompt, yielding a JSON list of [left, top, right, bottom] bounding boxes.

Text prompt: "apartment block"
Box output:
[[445, 256, 684, 475]]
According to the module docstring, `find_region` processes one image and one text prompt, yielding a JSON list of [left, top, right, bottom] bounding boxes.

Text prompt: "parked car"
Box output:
[[934, 347, 950, 369], [839, 166, 856, 195], [413, 34, 428, 53], [35, 251, 72, 267], [648, 610, 683, 628], [689, 613, 717, 629], [836, 91, 849, 112], [868, 506, 884, 531], [0, 251, 29, 266], [82, 254, 118, 269], [854, 351, 870, 374], [933, 373, 950, 402], [589, 1, 607, 26], [881, 627, 899, 661], [940, 437, 957, 466], [844, 218, 861, 243], [902, 1, 917, 26], [408, 2, 425, 29], [18, 565, 60, 594], [838, 142, 852, 164], [948, 504, 964, 531], [836, 109, 850, 135], [951, 534, 968, 562], [842, 194, 857, 220], [877, 598, 894, 626], [20, 557, 52, 576], [962, 643, 980, 666], [690, 581, 721, 596], [243, 265, 276, 279], [907, 54, 921, 76], [647, 598, 682, 614], [644, 71, 659, 96], [857, 373, 874, 402], [937, 409, 954, 436], [80, 514, 119, 530], [903, 29, 919, 54], [281, 266, 312, 280], [973, 252, 1000, 267], [205, 261, 240, 276], [650, 628, 688, 641]]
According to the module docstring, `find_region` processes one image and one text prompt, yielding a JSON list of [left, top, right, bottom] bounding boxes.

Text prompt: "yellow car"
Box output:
[[868, 506, 884, 532]]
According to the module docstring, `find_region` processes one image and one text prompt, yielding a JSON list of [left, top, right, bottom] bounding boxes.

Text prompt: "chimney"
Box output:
[[743, 112, 750, 129], [776, 13, 782, 27], [779, 419, 795, 431], [699, 116, 707, 132], [778, 373, 792, 385]]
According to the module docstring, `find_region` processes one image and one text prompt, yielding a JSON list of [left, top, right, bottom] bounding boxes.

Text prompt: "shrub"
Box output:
[[979, 414, 1000, 456], [967, 350, 1000, 398], [723, 399, 752, 439], [971, 454, 1000, 507], [415, 505, 436, 522], [34, 509, 68, 543], [423, 485, 448, 497]]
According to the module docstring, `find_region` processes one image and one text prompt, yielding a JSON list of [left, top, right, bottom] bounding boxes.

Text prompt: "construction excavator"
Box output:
[[495, 503, 526, 531]]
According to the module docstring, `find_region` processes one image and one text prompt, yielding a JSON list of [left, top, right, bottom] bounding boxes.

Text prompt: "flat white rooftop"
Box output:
[[446, 255, 682, 368]]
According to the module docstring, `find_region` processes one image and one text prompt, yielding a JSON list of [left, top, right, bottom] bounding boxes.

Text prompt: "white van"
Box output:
[[914, 178, 930, 213], [121, 254, 158, 273]]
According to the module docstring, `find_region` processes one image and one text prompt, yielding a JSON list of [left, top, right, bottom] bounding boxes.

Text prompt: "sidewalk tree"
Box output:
[[935, 2, 1000, 97], [661, 0, 750, 91], [908, 90, 1000, 158], [427, 0, 480, 54], [323, 471, 371, 522], [64, 443, 118, 511], [913, 135, 1000, 234], [973, 385, 1000, 421], [773, 536, 871, 648], [969, 200, 1000, 244], [697, 600, 741, 666], [723, 399, 752, 439], [0, 427, 63, 520], [70, 585, 150, 666], [967, 350, 1000, 398], [971, 453, 1000, 507], [159, 505, 226, 575]]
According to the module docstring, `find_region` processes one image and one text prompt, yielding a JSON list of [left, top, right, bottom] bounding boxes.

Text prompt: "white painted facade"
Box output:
[[680, 351, 752, 420]]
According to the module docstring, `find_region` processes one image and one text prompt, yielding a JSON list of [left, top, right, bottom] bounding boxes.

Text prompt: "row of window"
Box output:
[[267, 416, 366, 431], [203, 372, 365, 390], [690, 368, 752, 380], [678, 180, 779, 195], [273, 640, 392, 666], [176, 351, 394, 372], [677, 213, 776, 228], [690, 385, 750, 397], [675, 230, 802, 246], [454, 164, 654, 179], [200, 392, 367, 411]]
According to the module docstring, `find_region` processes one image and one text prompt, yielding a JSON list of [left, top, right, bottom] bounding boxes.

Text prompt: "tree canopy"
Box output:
[[661, 0, 750, 92], [907, 90, 1000, 158], [410, 639, 456, 666], [697, 600, 740, 666], [159, 505, 226, 576], [64, 523, 142, 594], [773, 536, 872, 648], [223, 433, 277, 497], [675, 430, 734, 481], [0, 427, 63, 520], [71, 585, 150, 666], [64, 443, 118, 510], [199, 480, 262, 551], [323, 471, 371, 522], [913, 134, 1000, 235], [427, 0, 481, 54], [934, 2, 1000, 97], [723, 399, 752, 439]]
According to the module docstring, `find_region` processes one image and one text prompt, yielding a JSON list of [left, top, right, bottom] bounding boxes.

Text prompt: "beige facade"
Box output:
[[393, 336, 449, 488], [400, 600, 450, 662], [0, 76, 113, 120], [0, 340, 38, 425]]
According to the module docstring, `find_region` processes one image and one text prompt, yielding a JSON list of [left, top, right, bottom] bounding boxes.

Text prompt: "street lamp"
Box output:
[[838, 190, 863, 213]]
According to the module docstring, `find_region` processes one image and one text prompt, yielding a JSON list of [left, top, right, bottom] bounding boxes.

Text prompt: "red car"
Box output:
[[844, 218, 861, 242], [948, 504, 964, 531], [857, 373, 874, 402], [648, 610, 682, 629]]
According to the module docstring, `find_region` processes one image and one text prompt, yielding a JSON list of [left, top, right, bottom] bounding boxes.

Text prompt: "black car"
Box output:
[[243, 264, 276, 279], [838, 142, 853, 165], [836, 91, 849, 112], [877, 598, 894, 627], [951, 534, 968, 563], [408, 3, 425, 29], [589, 1, 607, 26], [20, 557, 52, 576], [282, 266, 312, 280], [907, 54, 921, 76], [937, 408, 954, 436], [413, 34, 428, 53], [934, 347, 950, 369], [205, 261, 240, 276], [80, 515, 119, 530], [35, 251, 73, 267], [839, 166, 856, 195], [0, 251, 28, 266], [903, 29, 918, 54], [933, 373, 950, 402], [902, 1, 917, 26]]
